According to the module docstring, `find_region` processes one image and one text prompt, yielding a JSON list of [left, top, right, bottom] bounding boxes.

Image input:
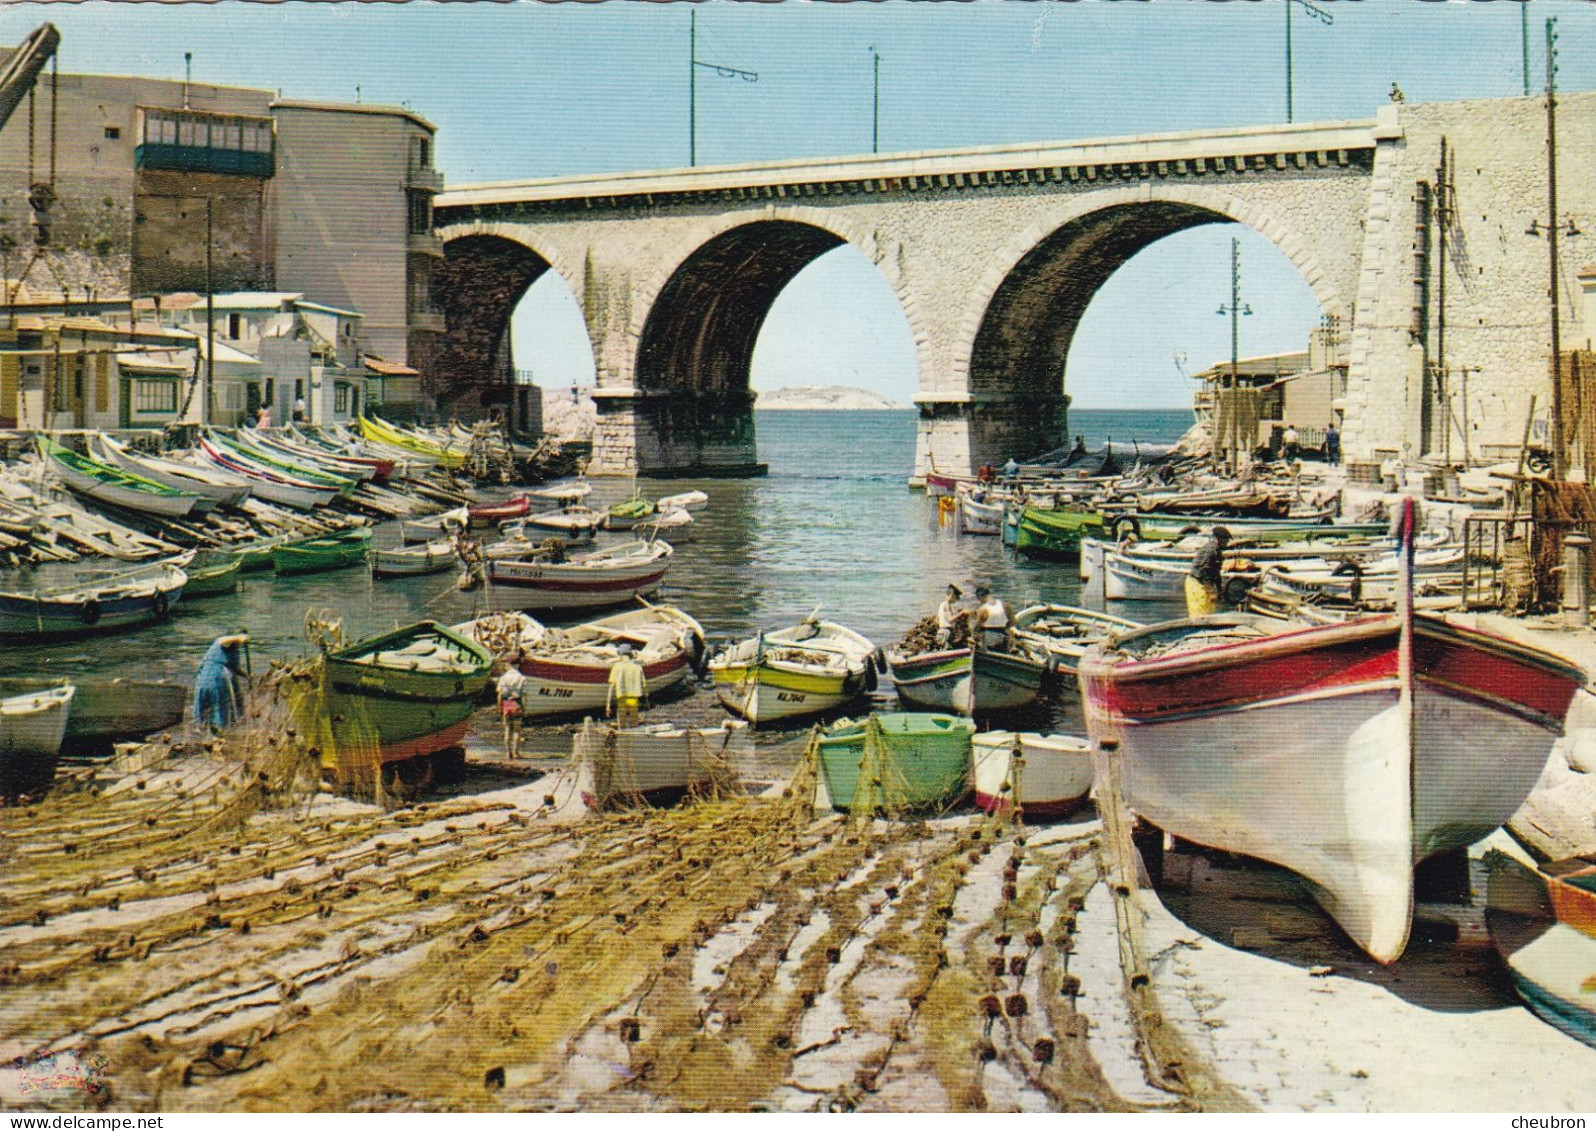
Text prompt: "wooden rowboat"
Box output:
[[1486, 850, 1596, 1048], [0, 562, 186, 640], [816, 713, 974, 812], [1078, 504, 1585, 964], [512, 605, 705, 719], [1010, 605, 1143, 678], [371, 539, 458, 578], [176, 549, 242, 597], [572, 718, 748, 809], [486, 539, 672, 612], [886, 644, 1046, 716], [310, 620, 494, 778], [0, 685, 74, 799], [971, 731, 1093, 819], [37, 435, 201, 518], [1013, 506, 1106, 561], [604, 498, 657, 531], [0, 676, 184, 747], [90, 433, 252, 509], [709, 618, 876, 725], [273, 528, 372, 575]]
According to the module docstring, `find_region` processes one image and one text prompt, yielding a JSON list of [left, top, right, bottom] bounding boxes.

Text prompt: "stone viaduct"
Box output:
[[432, 94, 1596, 478]]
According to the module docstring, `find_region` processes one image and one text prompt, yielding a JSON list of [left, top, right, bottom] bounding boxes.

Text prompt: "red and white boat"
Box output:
[[1078, 500, 1586, 964], [971, 731, 1094, 819], [485, 539, 672, 611], [512, 604, 704, 718]]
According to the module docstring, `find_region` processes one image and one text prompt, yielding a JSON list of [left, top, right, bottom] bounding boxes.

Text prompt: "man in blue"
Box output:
[[194, 630, 250, 729], [1001, 457, 1020, 478]]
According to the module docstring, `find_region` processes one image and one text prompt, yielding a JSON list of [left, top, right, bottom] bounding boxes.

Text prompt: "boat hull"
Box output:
[[318, 622, 493, 773], [971, 731, 1094, 818], [1486, 851, 1596, 1048], [371, 542, 457, 578], [0, 568, 186, 640], [817, 713, 974, 811], [0, 686, 73, 798], [485, 546, 671, 611], [1014, 508, 1104, 561], [889, 647, 1045, 715], [573, 721, 749, 808], [518, 650, 692, 718], [712, 663, 860, 724], [1080, 615, 1584, 963]]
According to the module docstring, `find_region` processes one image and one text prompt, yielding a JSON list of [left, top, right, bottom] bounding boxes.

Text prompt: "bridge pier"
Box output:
[[590, 389, 767, 478], [913, 393, 1070, 482]]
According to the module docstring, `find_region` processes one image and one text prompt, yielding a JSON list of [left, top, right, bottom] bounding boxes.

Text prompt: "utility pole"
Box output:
[[1216, 237, 1253, 470], [1284, 0, 1333, 124], [688, 10, 757, 168], [205, 196, 214, 426], [870, 45, 880, 154], [1435, 139, 1453, 467], [1546, 16, 1564, 479]]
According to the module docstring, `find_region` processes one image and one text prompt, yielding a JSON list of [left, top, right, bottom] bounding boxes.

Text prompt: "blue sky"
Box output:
[[16, 0, 1595, 408]]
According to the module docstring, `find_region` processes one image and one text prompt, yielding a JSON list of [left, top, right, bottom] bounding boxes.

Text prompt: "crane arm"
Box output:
[[0, 23, 59, 135]]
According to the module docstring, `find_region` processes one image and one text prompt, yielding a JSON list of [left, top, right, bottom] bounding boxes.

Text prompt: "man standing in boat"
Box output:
[[1185, 526, 1230, 617], [607, 643, 646, 728], [194, 630, 250, 730], [935, 583, 966, 647], [971, 586, 1010, 652]]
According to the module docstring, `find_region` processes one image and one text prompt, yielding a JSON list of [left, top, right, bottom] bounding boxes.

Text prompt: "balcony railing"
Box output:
[[406, 165, 444, 193], [136, 143, 274, 179]]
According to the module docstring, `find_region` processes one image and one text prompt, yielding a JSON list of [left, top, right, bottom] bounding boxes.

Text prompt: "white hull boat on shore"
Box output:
[[571, 718, 748, 808], [0, 684, 74, 798], [709, 619, 876, 724], [1078, 505, 1586, 963], [971, 731, 1093, 819]]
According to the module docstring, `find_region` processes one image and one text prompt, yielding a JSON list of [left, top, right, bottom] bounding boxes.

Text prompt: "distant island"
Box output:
[[757, 385, 908, 410]]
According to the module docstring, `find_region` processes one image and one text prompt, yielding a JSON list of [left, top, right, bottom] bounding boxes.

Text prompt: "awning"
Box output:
[[363, 354, 421, 377]]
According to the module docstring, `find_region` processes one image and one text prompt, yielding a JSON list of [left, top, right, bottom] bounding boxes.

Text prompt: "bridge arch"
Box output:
[[627, 207, 933, 393], [432, 224, 589, 414], [942, 186, 1343, 466]]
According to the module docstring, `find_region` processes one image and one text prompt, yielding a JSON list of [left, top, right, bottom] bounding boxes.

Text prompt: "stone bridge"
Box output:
[[433, 94, 1596, 477]]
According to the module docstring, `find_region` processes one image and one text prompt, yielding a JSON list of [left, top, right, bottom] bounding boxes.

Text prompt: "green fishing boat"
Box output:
[[605, 497, 658, 530], [1013, 506, 1106, 561], [273, 528, 372, 575], [817, 712, 975, 812], [229, 535, 291, 572], [308, 620, 493, 779], [181, 550, 242, 598]]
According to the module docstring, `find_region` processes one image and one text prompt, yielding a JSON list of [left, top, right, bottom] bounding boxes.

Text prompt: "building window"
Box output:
[[228, 313, 241, 338], [334, 382, 350, 413], [294, 378, 304, 399], [132, 378, 178, 413], [265, 378, 275, 404], [407, 190, 431, 235], [104, 126, 120, 140]]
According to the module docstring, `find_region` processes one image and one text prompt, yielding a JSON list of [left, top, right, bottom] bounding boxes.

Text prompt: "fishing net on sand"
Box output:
[[570, 720, 742, 811]]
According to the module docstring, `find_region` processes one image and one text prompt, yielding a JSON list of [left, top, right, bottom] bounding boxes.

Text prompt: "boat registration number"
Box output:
[[537, 687, 575, 698], [776, 692, 807, 703]]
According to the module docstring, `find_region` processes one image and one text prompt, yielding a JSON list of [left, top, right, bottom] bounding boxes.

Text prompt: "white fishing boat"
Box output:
[[37, 435, 202, 518], [0, 562, 187, 640], [886, 642, 1047, 716], [371, 539, 458, 578], [399, 506, 470, 544], [513, 605, 705, 718], [192, 436, 340, 509], [485, 538, 673, 611], [571, 717, 748, 808], [449, 611, 546, 658], [0, 684, 74, 798], [971, 731, 1093, 819], [1010, 605, 1143, 677], [526, 481, 592, 504], [1078, 505, 1586, 963], [90, 433, 252, 510], [656, 490, 709, 513], [709, 618, 877, 724], [0, 676, 183, 745], [522, 505, 604, 539], [957, 494, 1004, 536]]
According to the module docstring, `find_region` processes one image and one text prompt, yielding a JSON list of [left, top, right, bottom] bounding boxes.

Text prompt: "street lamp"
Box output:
[[688, 10, 757, 168], [1285, 0, 1333, 124], [1215, 237, 1253, 470]]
